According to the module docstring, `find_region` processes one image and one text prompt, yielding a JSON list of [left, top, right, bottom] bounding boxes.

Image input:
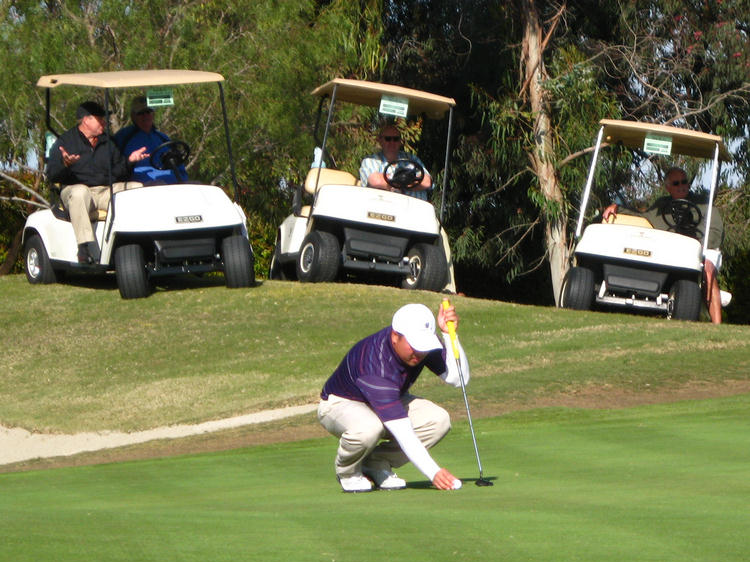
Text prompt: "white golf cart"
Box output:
[[269, 78, 456, 293], [23, 70, 254, 299], [561, 119, 731, 320]]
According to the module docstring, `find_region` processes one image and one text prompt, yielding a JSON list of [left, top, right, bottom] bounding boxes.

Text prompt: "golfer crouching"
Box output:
[[318, 302, 469, 492]]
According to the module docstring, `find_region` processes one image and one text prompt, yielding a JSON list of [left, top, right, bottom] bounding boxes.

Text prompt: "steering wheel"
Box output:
[[149, 140, 190, 172], [383, 159, 425, 191], [660, 198, 702, 234]]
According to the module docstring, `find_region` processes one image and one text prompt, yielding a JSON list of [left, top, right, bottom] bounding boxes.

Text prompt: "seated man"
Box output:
[[45, 101, 148, 263], [114, 96, 186, 184], [359, 124, 432, 200], [603, 167, 725, 324]]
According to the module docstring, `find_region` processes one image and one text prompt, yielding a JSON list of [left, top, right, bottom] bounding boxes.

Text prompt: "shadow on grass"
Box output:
[[405, 476, 498, 490], [55, 271, 263, 295]]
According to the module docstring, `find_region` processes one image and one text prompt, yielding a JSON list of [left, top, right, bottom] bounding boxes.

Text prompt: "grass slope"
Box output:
[[1, 396, 748, 562], [2, 274, 749, 433]]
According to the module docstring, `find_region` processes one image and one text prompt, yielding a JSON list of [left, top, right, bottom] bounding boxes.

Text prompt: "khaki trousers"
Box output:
[[318, 394, 451, 478], [61, 182, 141, 244]]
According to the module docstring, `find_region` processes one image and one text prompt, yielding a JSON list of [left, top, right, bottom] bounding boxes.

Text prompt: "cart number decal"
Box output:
[[175, 215, 203, 224], [368, 212, 395, 222], [624, 247, 651, 257]]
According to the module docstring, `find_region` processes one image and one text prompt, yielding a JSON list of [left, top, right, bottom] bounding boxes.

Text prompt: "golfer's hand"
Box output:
[[59, 146, 80, 167], [438, 302, 458, 334], [433, 468, 461, 490]]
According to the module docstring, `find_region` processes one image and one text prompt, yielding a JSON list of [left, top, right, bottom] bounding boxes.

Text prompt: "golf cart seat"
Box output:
[[604, 213, 654, 228], [304, 168, 359, 195]]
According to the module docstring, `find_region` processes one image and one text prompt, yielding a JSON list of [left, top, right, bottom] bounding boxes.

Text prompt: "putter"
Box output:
[[442, 300, 493, 487]]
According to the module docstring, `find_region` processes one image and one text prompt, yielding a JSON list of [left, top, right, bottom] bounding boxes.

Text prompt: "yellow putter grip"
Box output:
[[441, 299, 460, 359]]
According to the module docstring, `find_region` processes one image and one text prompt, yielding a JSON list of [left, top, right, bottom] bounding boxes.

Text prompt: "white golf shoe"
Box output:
[[362, 466, 407, 490], [337, 474, 373, 493]]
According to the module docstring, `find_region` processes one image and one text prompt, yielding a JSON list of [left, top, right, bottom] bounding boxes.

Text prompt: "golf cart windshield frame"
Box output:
[[38, 69, 241, 239], [575, 119, 731, 255], [310, 78, 456, 221]]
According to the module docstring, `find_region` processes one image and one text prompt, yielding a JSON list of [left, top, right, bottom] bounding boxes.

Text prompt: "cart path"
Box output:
[[0, 403, 318, 466]]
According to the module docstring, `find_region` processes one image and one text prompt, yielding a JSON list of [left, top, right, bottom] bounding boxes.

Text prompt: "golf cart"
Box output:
[[23, 70, 254, 299], [561, 119, 731, 320], [269, 79, 456, 293]]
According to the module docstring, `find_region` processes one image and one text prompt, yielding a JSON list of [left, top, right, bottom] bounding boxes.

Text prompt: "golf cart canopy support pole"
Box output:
[[575, 125, 606, 239], [703, 142, 720, 256], [218, 82, 241, 202], [439, 105, 455, 224], [311, 83, 338, 211]]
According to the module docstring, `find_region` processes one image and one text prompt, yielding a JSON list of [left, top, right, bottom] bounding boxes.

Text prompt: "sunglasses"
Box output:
[[671, 179, 689, 186], [382, 136, 401, 142], [136, 109, 154, 116]]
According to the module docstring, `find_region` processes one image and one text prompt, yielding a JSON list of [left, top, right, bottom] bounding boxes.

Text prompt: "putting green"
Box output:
[[1, 395, 748, 562]]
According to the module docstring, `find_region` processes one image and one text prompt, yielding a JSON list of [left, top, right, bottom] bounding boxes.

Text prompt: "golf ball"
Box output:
[[452, 479, 462, 490]]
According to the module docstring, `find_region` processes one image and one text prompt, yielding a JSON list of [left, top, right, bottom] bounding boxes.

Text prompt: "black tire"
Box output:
[[222, 235, 255, 288], [560, 266, 595, 310], [24, 234, 57, 284], [667, 279, 701, 321], [296, 230, 340, 283], [401, 243, 448, 292], [115, 244, 150, 299]]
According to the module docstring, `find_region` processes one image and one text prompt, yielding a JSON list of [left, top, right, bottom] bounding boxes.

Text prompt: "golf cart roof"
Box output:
[[599, 119, 731, 161], [311, 78, 455, 119], [37, 70, 224, 89]]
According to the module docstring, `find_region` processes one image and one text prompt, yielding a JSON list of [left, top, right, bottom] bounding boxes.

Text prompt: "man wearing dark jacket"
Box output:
[[45, 101, 149, 263]]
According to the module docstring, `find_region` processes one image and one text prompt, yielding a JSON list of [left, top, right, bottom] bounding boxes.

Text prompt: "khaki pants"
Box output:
[[318, 394, 451, 478], [61, 182, 141, 244]]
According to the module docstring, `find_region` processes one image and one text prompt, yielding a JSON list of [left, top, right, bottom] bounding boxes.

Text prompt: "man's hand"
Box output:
[[128, 146, 150, 163], [602, 203, 619, 222], [59, 146, 80, 167], [437, 302, 458, 334], [432, 468, 461, 490]]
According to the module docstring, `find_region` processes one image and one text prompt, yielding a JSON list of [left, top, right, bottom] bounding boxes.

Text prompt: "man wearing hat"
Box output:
[[318, 302, 469, 492], [115, 96, 185, 184], [45, 101, 149, 263]]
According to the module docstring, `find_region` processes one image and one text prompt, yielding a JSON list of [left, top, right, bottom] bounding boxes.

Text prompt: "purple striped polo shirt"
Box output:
[[321, 326, 447, 422]]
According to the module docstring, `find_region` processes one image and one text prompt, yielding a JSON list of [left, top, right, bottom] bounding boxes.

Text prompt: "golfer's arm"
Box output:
[[438, 332, 470, 387], [383, 418, 440, 481]]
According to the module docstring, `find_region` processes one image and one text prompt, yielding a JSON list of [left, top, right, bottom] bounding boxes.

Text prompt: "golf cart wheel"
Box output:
[[402, 243, 448, 292], [222, 235, 255, 288], [296, 231, 340, 283], [24, 234, 57, 284], [560, 266, 594, 310], [667, 279, 701, 321], [115, 244, 151, 299]]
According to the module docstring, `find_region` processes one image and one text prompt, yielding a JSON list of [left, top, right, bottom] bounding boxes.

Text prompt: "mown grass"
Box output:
[[2, 273, 749, 432], [2, 274, 749, 561], [1, 396, 748, 561]]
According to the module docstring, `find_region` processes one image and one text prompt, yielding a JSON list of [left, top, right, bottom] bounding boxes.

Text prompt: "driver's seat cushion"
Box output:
[[304, 168, 358, 195]]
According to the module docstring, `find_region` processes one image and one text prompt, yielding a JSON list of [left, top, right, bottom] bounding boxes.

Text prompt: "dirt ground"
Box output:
[[2, 379, 748, 474]]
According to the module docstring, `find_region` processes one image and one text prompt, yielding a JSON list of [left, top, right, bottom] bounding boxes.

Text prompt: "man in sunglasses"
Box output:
[[602, 167, 725, 323], [359, 124, 432, 200], [114, 96, 186, 185]]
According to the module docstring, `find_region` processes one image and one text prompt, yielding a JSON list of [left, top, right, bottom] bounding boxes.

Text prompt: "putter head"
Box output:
[[475, 478, 493, 487]]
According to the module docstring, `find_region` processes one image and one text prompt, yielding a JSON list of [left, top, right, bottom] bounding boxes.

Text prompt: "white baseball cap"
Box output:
[[391, 304, 442, 352]]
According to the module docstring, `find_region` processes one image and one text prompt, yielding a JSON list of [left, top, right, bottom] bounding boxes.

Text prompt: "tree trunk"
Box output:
[[521, 0, 569, 305]]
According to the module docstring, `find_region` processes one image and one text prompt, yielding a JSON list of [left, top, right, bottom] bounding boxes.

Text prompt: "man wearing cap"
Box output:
[[115, 96, 186, 184], [45, 101, 148, 263], [318, 302, 469, 492]]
